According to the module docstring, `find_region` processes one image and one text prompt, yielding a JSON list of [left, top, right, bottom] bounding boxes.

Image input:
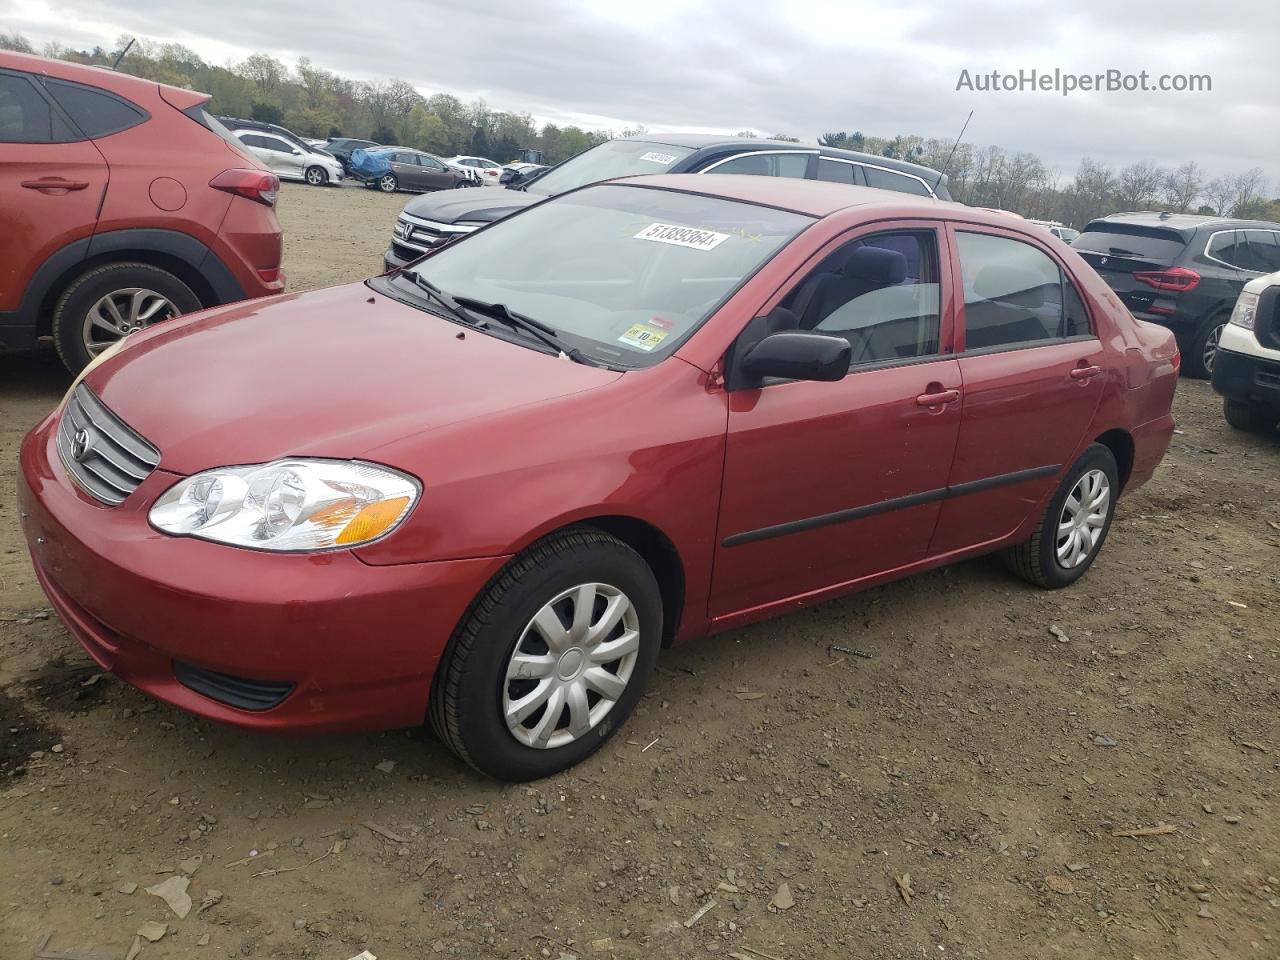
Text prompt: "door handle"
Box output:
[[1069, 365, 1102, 381], [916, 388, 960, 406], [21, 178, 90, 192]]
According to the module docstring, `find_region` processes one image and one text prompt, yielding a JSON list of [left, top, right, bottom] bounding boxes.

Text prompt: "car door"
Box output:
[[0, 69, 108, 316], [418, 153, 454, 190], [388, 152, 419, 189], [710, 222, 963, 618], [926, 224, 1105, 555], [261, 134, 302, 179]]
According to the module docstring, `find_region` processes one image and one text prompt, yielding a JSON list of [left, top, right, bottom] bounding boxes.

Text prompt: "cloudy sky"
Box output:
[[5, 0, 1278, 183]]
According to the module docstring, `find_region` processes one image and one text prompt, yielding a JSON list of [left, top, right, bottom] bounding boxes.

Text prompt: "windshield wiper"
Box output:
[[451, 295, 601, 366], [401, 271, 484, 327]]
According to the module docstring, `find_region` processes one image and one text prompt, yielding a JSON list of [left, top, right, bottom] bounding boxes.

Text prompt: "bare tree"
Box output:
[[359, 79, 423, 134], [1163, 161, 1203, 213], [237, 53, 286, 93], [1114, 161, 1165, 211], [1229, 168, 1270, 218], [0, 32, 34, 52], [1202, 176, 1236, 216]]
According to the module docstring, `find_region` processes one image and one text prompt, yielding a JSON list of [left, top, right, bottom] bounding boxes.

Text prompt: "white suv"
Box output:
[[1212, 271, 1280, 433]]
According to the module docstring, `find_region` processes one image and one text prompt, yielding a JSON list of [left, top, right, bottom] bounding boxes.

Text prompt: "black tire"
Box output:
[[1223, 398, 1279, 434], [304, 165, 328, 186], [430, 529, 662, 781], [377, 174, 398, 193], [1181, 312, 1228, 379], [1003, 443, 1119, 589], [52, 262, 201, 374]]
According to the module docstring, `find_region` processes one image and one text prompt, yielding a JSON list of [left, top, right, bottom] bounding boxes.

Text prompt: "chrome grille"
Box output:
[[56, 384, 159, 506], [392, 214, 477, 256]]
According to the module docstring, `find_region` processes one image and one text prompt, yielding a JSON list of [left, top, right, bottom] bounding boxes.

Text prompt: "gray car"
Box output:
[[364, 148, 472, 194]]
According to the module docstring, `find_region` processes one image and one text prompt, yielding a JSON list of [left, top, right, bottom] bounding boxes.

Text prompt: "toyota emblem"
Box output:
[[71, 428, 92, 462]]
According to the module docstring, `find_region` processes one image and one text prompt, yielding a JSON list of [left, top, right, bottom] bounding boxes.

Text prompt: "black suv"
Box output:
[[383, 133, 951, 271], [1073, 212, 1280, 377]]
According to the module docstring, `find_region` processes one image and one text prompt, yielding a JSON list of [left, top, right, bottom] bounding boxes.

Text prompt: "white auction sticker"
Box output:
[[639, 151, 678, 164], [634, 222, 730, 251]]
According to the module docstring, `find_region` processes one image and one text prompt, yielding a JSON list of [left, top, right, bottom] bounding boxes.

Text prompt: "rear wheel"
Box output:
[[378, 174, 398, 193], [1182, 312, 1228, 379], [430, 529, 661, 781], [1223, 398, 1279, 433], [304, 165, 328, 186], [1003, 443, 1119, 589], [52, 262, 201, 373]]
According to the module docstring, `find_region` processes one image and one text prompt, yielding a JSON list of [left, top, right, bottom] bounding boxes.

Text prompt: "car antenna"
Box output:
[[111, 37, 136, 71], [932, 110, 973, 198]]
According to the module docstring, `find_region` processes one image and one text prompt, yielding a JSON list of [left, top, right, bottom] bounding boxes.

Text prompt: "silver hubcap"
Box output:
[[83, 288, 178, 357], [1203, 324, 1223, 372], [380, 176, 395, 191], [307, 168, 323, 184], [503, 583, 640, 750], [1056, 469, 1110, 569]]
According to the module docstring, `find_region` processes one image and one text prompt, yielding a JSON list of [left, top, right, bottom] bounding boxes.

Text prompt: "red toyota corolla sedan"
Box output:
[[18, 175, 1178, 780]]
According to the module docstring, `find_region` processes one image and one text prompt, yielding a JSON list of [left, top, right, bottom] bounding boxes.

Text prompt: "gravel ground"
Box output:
[[1, 183, 1277, 960]]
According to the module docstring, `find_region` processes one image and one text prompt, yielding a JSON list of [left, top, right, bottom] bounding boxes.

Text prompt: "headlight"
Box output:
[[150, 459, 419, 552], [1230, 291, 1259, 330]]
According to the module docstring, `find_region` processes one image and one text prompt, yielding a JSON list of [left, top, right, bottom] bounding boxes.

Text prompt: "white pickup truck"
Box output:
[[1212, 271, 1280, 433]]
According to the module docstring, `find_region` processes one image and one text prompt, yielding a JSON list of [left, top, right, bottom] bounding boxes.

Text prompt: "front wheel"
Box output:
[[304, 165, 328, 186], [1223, 398, 1279, 433], [377, 174, 398, 193], [1003, 443, 1119, 589], [430, 530, 661, 781]]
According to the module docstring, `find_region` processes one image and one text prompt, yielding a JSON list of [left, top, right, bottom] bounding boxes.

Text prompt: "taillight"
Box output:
[[1133, 267, 1200, 292], [209, 169, 280, 207]]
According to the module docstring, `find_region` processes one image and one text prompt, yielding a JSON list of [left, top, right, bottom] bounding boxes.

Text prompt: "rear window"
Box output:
[[1074, 225, 1186, 261], [44, 79, 146, 138], [183, 106, 250, 150]]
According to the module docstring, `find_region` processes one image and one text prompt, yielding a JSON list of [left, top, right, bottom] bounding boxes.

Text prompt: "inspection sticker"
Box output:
[[639, 151, 679, 164], [634, 222, 730, 251], [619, 323, 669, 351]]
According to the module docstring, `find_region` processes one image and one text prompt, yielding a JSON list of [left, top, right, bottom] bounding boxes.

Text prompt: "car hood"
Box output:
[[400, 188, 539, 225], [88, 283, 621, 475]]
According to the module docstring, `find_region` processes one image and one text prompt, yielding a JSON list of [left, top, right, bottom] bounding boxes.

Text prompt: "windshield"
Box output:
[[526, 139, 695, 196], [399, 184, 811, 367]]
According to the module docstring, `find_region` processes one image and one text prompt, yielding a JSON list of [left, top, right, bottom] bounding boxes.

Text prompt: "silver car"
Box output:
[[235, 131, 345, 186]]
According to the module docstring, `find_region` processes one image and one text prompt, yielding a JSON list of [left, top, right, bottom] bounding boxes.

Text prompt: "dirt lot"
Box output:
[[2, 183, 1277, 960]]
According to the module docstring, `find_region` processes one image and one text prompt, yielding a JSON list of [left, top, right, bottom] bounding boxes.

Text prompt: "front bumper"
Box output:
[[1212, 346, 1280, 410], [18, 415, 509, 734]]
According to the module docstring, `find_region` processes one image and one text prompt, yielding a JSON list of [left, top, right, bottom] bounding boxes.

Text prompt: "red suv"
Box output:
[[19, 176, 1178, 781], [0, 51, 284, 372]]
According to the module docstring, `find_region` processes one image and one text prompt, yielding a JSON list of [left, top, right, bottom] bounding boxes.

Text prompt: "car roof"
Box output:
[[606, 174, 996, 223], [1087, 211, 1280, 234], [624, 133, 945, 183], [0, 49, 207, 106]]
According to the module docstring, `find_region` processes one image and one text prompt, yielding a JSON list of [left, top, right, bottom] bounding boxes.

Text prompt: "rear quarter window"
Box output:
[[43, 78, 147, 138], [862, 166, 932, 196]]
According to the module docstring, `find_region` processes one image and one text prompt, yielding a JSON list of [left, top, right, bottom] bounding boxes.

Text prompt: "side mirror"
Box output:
[[740, 331, 851, 384]]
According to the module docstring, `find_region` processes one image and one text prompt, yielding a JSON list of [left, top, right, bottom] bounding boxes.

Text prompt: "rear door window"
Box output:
[[816, 158, 857, 184], [0, 73, 76, 143], [956, 231, 1092, 351], [707, 153, 811, 178], [43, 79, 146, 138], [862, 166, 932, 196]]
